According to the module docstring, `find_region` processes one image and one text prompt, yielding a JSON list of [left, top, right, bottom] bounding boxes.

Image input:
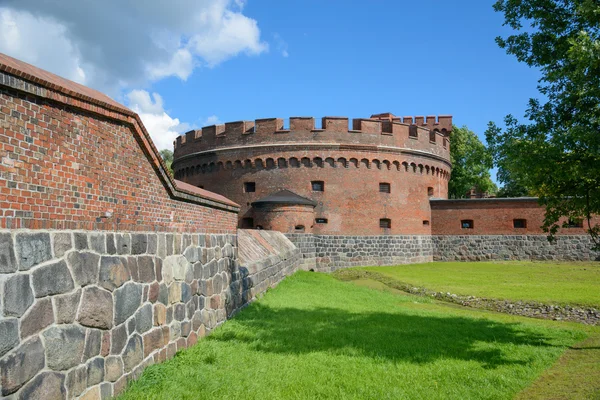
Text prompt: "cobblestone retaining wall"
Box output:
[[432, 235, 600, 261], [0, 229, 296, 399], [286, 234, 433, 272]]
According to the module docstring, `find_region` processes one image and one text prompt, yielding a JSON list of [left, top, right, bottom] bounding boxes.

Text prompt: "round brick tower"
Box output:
[[172, 113, 452, 235]]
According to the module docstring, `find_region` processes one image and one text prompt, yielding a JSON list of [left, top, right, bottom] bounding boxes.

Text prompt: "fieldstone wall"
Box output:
[[0, 229, 296, 399], [286, 234, 433, 272], [432, 235, 600, 261]]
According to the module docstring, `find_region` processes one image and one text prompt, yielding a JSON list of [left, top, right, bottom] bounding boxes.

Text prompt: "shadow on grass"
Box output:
[[209, 304, 563, 369]]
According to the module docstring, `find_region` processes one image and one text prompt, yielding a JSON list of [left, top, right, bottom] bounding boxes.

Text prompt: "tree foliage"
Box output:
[[486, 0, 600, 248], [448, 125, 496, 198], [159, 149, 174, 175]]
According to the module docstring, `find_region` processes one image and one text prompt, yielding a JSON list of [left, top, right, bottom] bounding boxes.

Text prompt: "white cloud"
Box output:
[[273, 33, 289, 58], [126, 90, 191, 150], [203, 115, 222, 126], [0, 0, 268, 94]]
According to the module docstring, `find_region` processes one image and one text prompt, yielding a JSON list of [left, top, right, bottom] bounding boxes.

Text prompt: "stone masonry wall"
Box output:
[[0, 229, 297, 399], [286, 234, 433, 272], [433, 235, 600, 261]]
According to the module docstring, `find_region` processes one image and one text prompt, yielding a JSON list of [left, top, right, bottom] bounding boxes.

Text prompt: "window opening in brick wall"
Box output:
[[380, 218, 391, 229], [461, 219, 474, 229], [244, 182, 256, 193], [409, 125, 418, 138], [423, 220, 430, 226], [198, 185, 204, 189], [443, 138, 447, 148], [513, 219, 527, 229], [241, 218, 254, 229], [566, 218, 583, 228], [430, 130, 436, 143], [427, 187, 434, 196], [295, 225, 305, 232], [315, 218, 328, 224], [311, 181, 324, 192], [379, 182, 391, 193]]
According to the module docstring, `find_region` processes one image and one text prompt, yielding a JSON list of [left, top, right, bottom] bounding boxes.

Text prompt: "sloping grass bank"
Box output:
[[360, 261, 600, 307], [120, 271, 593, 400]]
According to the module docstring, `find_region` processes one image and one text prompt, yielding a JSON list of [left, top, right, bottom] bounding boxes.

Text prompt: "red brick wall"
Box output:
[[0, 66, 238, 233], [172, 115, 451, 236], [431, 198, 598, 235], [174, 146, 449, 235], [252, 204, 315, 233]]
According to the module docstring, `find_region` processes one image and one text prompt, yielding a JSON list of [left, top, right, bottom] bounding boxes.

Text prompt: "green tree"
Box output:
[[487, 0, 600, 248], [159, 149, 173, 175], [448, 125, 497, 198]]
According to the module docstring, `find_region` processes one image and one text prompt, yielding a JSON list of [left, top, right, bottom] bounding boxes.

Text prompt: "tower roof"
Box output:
[[251, 190, 317, 207]]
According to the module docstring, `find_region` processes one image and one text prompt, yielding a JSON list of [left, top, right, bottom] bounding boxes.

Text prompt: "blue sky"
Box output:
[[153, 1, 540, 140], [0, 0, 541, 160]]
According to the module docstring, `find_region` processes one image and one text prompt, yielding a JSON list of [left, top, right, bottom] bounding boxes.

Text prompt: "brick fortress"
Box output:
[[0, 53, 597, 399], [172, 114, 452, 235]]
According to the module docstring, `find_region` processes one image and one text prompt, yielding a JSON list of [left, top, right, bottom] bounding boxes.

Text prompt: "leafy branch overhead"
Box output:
[[448, 125, 496, 198], [487, 0, 600, 248]]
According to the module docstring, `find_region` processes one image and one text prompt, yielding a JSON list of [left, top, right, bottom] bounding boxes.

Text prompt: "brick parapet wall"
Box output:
[[0, 229, 298, 399], [173, 115, 452, 161], [432, 235, 599, 262], [0, 54, 239, 232]]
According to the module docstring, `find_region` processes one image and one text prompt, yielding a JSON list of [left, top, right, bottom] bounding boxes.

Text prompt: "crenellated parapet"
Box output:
[[173, 114, 453, 158]]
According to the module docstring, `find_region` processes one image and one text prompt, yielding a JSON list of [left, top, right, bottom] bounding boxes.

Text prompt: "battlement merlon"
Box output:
[[370, 113, 452, 134], [173, 114, 453, 149]]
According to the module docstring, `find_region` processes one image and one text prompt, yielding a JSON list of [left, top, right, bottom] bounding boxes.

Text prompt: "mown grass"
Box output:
[[361, 261, 600, 307], [119, 271, 594, 400]]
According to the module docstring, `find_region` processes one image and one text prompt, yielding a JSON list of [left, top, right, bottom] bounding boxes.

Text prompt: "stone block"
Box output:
[[100, 382, 113, 399], [0, 232, 16, 273], [168, 282, 183, 304], [78, 286, 113, 329], [126, 256, 139, 281], [116, 233, 131, 255], [104, 355, 123, 382], [84, 329, 102, 360], [148, 281, 160, 303], [101, 331, 111, 357], [147, 234, 157, 255], [15, 232, 51, 270], [153, 303, 166, 326], [18, 371, 66, 400], [113, 282, 142, 325], [155, 257, 162, 281], [32, 260, 74, 297], [53, 289, 81, 324], [2, 273, 34, 317], [66, 365, 87, 398], [74, 232, 88, 250], [86, 357, 105, 386], [157, 234, 166, 259], [131, 234, 147, 255], [183, 246, 199, 263], [158, 283, 168, 305], [174, 303, 186, 321], [43, 325, 86, 370], [137, 256, 155, 283], [134, 303, 153, 334], [0, 337, 45, 395], [89, 232, 106, 254], [181, 320, 191, 337], [98, 256, 130, 291], [80, 385, 100, 400], [67, 251, 100, 287], [106, 233, 116, 255], [0, 318, 18, 358], [122, 334, 143, 373], [110, 324, 127, 355], [20, 297, 54, 339], [143, 328, 163, 357]]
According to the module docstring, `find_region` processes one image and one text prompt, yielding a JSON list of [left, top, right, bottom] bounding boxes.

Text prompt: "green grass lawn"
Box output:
[[360, 261, 600, 307], [119, 271, 597, 400]]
